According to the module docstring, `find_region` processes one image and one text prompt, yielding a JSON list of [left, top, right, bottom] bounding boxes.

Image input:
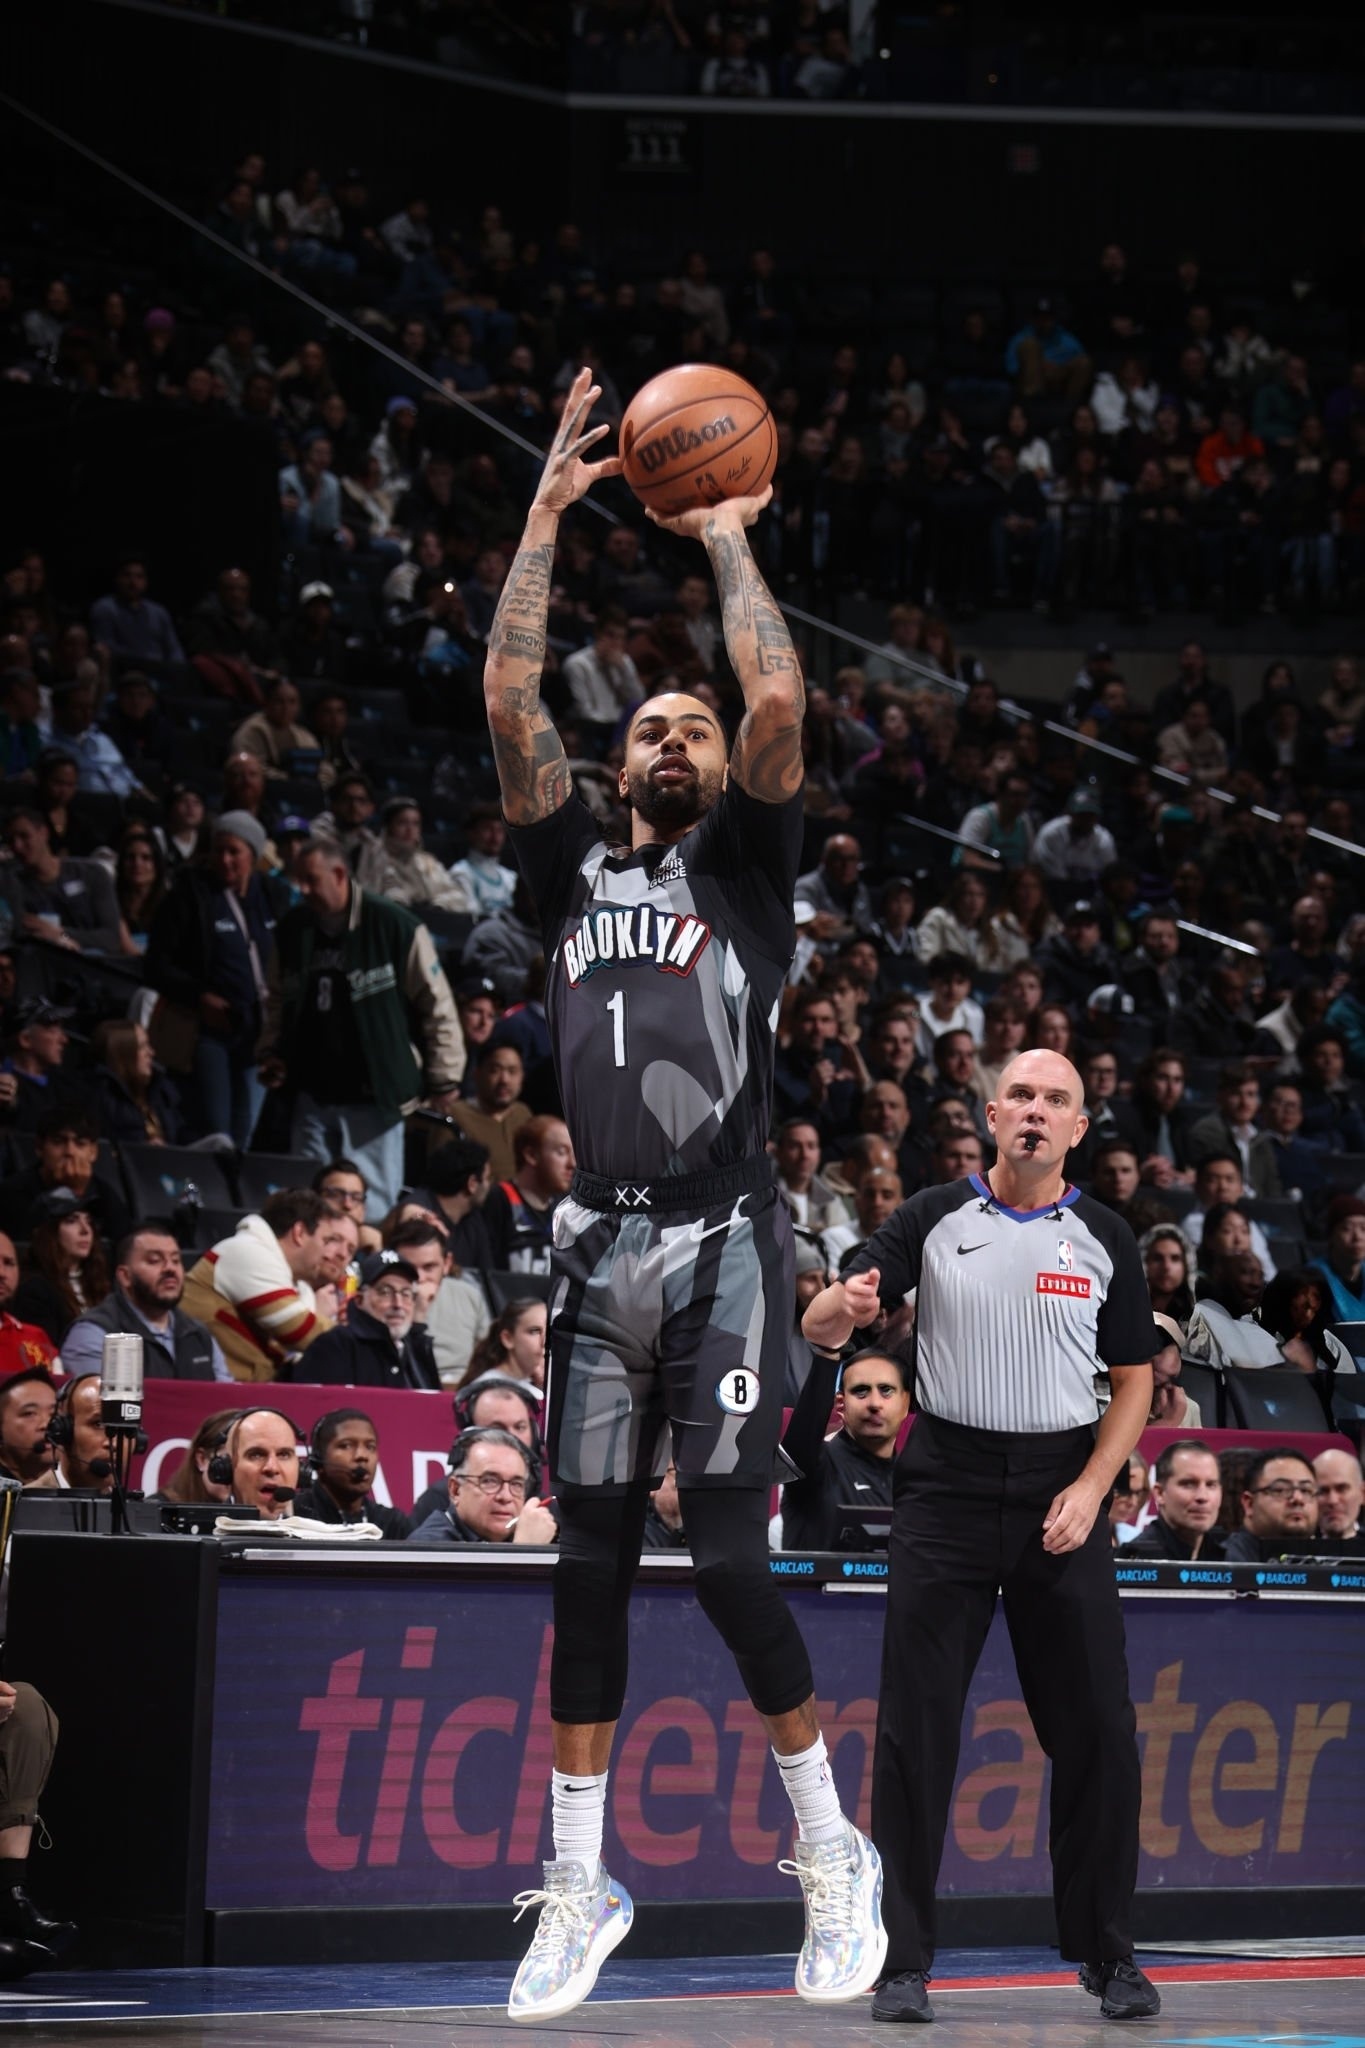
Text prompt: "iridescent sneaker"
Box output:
[[779, 1821, 888, 2003], [507, 1858, 634, 2023]]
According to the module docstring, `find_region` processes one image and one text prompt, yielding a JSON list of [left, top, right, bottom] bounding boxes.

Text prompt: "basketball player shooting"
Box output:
[[486, 369, 886, 2022]]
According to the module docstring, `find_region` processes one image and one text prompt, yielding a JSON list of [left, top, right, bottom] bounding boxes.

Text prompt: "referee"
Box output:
[[803, 1049, 1160, 2023]]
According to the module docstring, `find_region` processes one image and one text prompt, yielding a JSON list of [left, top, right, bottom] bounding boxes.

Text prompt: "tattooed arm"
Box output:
[[646, 487, 804, 804], [485, 368, 621, 826]]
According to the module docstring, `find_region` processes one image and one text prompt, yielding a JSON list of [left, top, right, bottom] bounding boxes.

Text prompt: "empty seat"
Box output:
[[1247, 1197, 1305, 1235], [235, 1153, 313, 1211], [119, 1145, 235, 1217], [1176, 1358, 1223, 1428], [481, 1268, 554, 1314], [1221, 1367, 1331, 1433], [1323, 1154, 1365, 1193]]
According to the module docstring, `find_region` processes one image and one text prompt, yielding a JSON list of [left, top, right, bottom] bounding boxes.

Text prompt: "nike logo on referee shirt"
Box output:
[[956, 1242, 988, 1255]]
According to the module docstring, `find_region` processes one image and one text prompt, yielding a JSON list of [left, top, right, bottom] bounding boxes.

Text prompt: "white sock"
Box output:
[[551, 1769, 608, 1880], [775, 1734, 845, 1846]]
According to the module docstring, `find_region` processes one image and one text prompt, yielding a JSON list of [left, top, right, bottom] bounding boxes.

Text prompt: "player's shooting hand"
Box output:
[[531, 368, 622, 515], [645, 484, 773, 541], [1042, 1476, 1105, 1554]]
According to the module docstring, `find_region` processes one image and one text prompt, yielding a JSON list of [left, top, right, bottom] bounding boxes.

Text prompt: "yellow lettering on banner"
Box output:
[[1135, 1661, 1196, 1858], [951, 1701, 1045, 1862], [1188, 1702, 1279, 1857], [1276, 1703, 1351, 1855]]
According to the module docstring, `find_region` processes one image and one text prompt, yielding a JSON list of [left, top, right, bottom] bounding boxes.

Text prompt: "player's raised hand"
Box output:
[[531, 368, 622, 515], [645, 484, 773, 540]]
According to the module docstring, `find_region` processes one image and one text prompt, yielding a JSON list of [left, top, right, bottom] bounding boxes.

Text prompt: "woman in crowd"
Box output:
[[116, 828, 168, 952], [11, 1192, 109, 1345], [916, 869, 992, 965], [35, 749, 104, 858], [90, 1018, 182, 1148], [1028, 1002, 1074, 1057], [1256, 1267, 1353, 1377], [982, 863, 1059, 971], [458, 1296, 548, 1392], [1195, 1201, 1254, 1281], [1140, 1223, 1196, 1334], [158, 1408, 243, 1505]]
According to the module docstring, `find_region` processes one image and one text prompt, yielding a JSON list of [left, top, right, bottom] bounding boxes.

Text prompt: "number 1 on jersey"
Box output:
[[606, 989, 627, 1068]]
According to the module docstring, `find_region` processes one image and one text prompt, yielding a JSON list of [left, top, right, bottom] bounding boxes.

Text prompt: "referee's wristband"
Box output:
[[808, 1342, 845, 1362]]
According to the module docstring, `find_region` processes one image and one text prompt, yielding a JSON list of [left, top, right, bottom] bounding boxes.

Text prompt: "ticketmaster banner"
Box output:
[[207, 1579, 1363, 1907]]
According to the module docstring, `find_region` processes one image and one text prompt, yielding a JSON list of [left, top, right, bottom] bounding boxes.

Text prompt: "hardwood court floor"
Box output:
[[2, 1944, 1362, 2044]]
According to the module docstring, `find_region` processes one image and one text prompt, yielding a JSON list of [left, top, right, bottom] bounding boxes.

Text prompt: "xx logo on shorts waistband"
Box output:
[[616, 1185, 652, 1207]]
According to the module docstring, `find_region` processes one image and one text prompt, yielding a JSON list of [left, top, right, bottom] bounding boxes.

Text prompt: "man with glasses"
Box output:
[[301, 1249, 441, 1388], [406, 1425, 557, 1545], [311, 1160, 381, 1252], [1225, 1447, 1319, 1561], [780, 1349, 910, 1552]]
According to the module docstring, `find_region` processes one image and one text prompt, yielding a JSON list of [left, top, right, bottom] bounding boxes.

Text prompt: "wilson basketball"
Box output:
[[620, 365, 776, 516]]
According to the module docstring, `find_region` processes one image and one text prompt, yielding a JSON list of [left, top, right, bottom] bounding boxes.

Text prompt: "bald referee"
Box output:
[[803, 1049, 1159, 2024]]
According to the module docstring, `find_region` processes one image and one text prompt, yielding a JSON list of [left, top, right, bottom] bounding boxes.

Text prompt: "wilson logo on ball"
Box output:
[[634, 414, 737, 473]]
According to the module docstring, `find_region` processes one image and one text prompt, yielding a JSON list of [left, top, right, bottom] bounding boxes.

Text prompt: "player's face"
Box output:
[[621, 697, 727, 829], [988, 1051, 1087, 1171]]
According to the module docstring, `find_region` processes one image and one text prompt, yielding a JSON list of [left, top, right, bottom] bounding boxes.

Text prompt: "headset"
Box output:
[[206, 1407, 303, 1489], [44, 1374, 98, 1452], [301, 1408, 377, 1488], [453, 1371, 545, 1469]]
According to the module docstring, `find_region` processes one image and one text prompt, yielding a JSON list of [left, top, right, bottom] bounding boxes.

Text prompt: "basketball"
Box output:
[[619, 365, 776, 516]]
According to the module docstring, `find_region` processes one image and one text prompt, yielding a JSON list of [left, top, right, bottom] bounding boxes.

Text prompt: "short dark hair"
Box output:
[[1137, 1046, 1185, 1087], [449, 1425, 533, 1478], [1092, 1138, 1139, 1167], [312, 1408, 376, 1458], [1194, 1151, 1242, 1181], [425, 1138, 491, 1197], [35, 1101, 99, 1145], [1154, 1438, 1217, 1485], [839, 1348, 907, 1393], [260, 1188, 334, 1238], [927, 950, 973, 982], [1241, 1446, 1315, 1494], [312, 1158, 366, 1191], [114, 1217, 181, 1267], [387, 1218, 449, 1257], [0, 1368, 57, 1416], [1216, 1063, 1255, 1091]]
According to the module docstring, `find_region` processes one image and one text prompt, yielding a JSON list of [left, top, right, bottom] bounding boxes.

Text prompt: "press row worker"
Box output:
[[803, 1048, 1161, 2025]]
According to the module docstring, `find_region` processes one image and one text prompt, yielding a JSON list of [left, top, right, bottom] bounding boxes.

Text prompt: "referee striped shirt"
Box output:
[[845, 1175, 1154, 1433]]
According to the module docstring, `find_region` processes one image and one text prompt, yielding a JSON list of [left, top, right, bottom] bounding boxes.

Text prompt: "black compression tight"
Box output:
[[551, 1483, 813, 1725]]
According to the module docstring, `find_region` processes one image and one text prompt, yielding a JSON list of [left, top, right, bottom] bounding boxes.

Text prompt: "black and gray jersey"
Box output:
[[508, 787, 801, 1181], [846, 1174, 1155, 1433]]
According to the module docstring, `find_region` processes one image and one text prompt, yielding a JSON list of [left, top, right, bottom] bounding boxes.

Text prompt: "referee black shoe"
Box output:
[[1079, 1958, 1161, 2019], [872, 1970, 935, 2022]]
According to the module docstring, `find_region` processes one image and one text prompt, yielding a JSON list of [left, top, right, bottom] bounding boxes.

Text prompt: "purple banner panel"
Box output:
[[207, 1576, 1365, 1910]]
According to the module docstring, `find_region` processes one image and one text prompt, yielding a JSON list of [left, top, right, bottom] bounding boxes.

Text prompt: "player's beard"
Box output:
[[626, 762, 723, 828]]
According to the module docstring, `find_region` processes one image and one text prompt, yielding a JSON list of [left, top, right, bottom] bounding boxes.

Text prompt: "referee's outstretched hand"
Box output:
[[1041, 1477, 1105, 1555]]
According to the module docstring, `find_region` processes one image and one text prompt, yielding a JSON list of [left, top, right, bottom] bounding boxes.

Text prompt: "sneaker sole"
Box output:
[[506, 1895, 634, 2023], [872, 1996, 936, 2023], [1101, 1993, 1162, 2020], [794, 1840, 890, 2004]]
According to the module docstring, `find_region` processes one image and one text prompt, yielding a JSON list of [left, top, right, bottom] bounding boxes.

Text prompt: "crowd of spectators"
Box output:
[[0, 144, 1362, 1558]]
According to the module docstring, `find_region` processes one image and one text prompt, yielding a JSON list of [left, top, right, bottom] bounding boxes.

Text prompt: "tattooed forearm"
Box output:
[[485, 526, 569, 823], [702, 521, 804, 803], [704, 527, 802, 681]]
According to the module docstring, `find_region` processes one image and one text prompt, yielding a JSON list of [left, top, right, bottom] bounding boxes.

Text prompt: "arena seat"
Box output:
[[119, 1144, 236, 1217], [234, 1154, 313, 1211], [1176, 1357, 1223, 1427], [481, 1269, 555, 1313], [1221, 1366, 1331, 1433]]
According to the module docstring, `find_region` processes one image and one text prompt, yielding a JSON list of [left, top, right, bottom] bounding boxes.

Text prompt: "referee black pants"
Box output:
[[872, 1414, 1140, 1972]]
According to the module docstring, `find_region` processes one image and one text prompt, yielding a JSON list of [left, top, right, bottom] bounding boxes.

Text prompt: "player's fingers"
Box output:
[[569, 421, 612, 456], [562, 382, 602, 444], [588, 455, 624, 480]]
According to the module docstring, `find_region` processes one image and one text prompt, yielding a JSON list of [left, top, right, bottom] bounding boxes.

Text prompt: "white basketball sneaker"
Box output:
[[507, 1858, 634, 2023], [780, 1820, 888, 2003]]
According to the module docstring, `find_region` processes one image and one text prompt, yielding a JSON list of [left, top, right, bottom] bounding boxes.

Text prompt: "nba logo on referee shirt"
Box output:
[[1058, 1240, 1073, 1272]]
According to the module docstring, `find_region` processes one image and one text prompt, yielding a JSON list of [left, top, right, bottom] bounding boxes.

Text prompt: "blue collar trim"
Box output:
[[969, 1173, 1081, 1222]]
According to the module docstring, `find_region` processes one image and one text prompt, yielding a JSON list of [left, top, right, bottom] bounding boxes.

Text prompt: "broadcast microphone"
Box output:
[[87, 1458, 112, 1480], [1022, 1132, 1042, 1152], [261, 1485, 296, 1504], [100, 1331, 144, 1434]]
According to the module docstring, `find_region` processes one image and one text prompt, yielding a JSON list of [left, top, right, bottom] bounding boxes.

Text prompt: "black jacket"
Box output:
[[295, 1304, 442, 1390], [780, 1353, 895, 1553], [144, 866, 290, 1042], [72, 1288, 218, 1380], [1037, 934, 1121, 1013], [1123, 1517, 1226, 1561], [90, 1063, 183, 1150], [290, 1483, 411, 1540], [0, 1164, 131, 1247]]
